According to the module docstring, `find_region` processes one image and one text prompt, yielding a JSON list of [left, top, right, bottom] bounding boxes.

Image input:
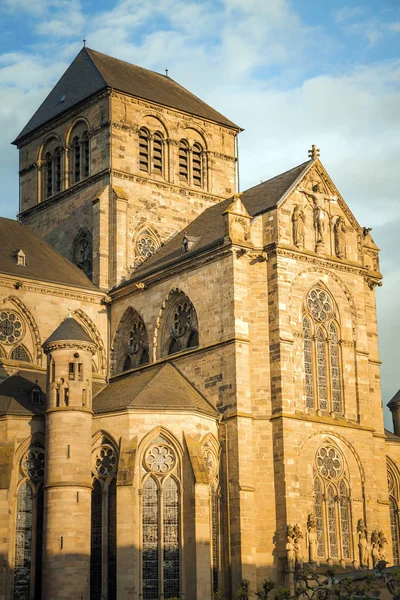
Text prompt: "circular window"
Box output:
[[137, 235, 156, 259], [0, 311, 24, 345], [307, 288, 333, 322], [93, 444, 118, 478], [145, 444, 176, 474], [22, 447, 45, 482], [316, 446, 342, 479], [173, 302, 192, 337]]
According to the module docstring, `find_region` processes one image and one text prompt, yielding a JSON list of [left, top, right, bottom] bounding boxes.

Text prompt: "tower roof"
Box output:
[[14, 47, 239, 145], [388, 390, 400, 408], [43, 317, 94, 346]]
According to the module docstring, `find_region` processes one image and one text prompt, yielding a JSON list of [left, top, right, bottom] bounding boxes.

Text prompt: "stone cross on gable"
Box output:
[[308, 144, 320, 159]]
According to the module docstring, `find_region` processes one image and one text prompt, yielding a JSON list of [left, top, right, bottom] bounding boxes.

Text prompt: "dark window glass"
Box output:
[[108, 479, 117, 600], [143, 477, 159, 599], [13, 482, 33, 600], [90, 479, 103, 599]]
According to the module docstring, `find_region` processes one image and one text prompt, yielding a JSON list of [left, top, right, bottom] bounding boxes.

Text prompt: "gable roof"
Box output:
[[93, 362, 217, 417], [116, 160, 312, 283], [14, 47, 239, 144], [0, 370, 46, 416], [0, 217, 98, 290], [43, 317, 94, 346]]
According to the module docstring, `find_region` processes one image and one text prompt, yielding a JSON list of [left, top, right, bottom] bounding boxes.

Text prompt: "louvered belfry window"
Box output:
[[178, 140, 189, 183], [139, 128, 150, 172], [153, 132, 163, 174], [192, 143, 203, 186]]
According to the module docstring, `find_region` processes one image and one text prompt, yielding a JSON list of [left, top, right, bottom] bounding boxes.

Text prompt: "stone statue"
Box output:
[[298, 182, 337, 250], [286, 535, 295, 571], [371, 530, 380, 567], [334, 216, 347, 259], [286, 524, 303, 571], [357, 519, 370, 568], [306, 515, 318, 563], [292, 205, 305, 248], [379, 531, 388, 561]]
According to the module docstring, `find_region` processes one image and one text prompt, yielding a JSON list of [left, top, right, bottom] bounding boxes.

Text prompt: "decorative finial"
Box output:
[[83, 38, 86, 47], [67, 308, 73, 318], [308, 144, 320, 160], [165, 67, 169, 77]]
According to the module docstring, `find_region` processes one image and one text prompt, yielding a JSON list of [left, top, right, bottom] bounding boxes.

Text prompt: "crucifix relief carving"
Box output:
[[297, 182, 337, 253]]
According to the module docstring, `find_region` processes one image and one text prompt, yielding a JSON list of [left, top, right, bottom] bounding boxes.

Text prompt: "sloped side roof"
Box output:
[[0, 217, 97, 289], [121, 160, 311, 281], [0, 371, 46, 416], [93, 363, 217, 417], [388, 390, 400, 408], [43, 317, 94, 346], [14, 47, 239, 144]]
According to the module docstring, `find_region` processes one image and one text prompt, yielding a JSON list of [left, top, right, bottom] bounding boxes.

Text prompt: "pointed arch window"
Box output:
[[139, 128, 150, 172], [313, 445, 352, 562], [387, 462, 400, 565], [142, 437, 181, 599], [113, 309, 150, 374], [13, 440, 45, 600], [72, 229, 93, 280], [159, 291, 199, 358], [10, 344, 31, 363], [202, 438, 220, 595], [90, 439, 118, 600], [302, 287, 343, 413]]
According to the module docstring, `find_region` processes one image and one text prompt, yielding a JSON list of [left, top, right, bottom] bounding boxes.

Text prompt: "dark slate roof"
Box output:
[[0, 217, 98, 289], [120, 160, 311, 282], [388, 390, 400, 408], [14, 47, 239, 144], [93, 363, 217, 417], [43, 317, 94, 346], [0, 370, 46, 416]]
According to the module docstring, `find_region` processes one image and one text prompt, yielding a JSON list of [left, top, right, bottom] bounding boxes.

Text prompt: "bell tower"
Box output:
[[42, 316, 96, 599]]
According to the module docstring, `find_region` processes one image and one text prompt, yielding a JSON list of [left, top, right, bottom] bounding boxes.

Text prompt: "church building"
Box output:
[[0, 46, 400, 600]]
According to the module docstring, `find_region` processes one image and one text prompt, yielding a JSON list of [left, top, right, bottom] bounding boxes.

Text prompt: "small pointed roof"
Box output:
[[388, 390, 400, 408], [94, 363, 217, 417], [43, 317, 94, 346], [14, 47, 239, 145]]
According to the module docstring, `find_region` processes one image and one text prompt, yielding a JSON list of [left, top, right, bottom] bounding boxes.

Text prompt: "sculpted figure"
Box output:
[[334, 216, 347, 259], [371, 530, 380, 567], [286, 535, 295, 571], [357, 519, 369, 568], [378, 530, 388, 561], [306, 515, 318, 563], [292, 205, 305, 248], [298, 182, 337, 248]]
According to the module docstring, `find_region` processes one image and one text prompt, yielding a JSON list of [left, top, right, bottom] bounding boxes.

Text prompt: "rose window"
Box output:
[[93, 445, 118, 478], [22, 447, 45, 482], [316, 446, 342, 479], [0, 311, 23, 345], [307, 289, 333, 322], [128, 319, 144, 354], [173, 302, 192, 337], [145, 444, 175, 474], [137, 235, 156, 259]]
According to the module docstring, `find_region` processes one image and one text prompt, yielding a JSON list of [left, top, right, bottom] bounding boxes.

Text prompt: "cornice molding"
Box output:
[[0, 276, 104, 303]]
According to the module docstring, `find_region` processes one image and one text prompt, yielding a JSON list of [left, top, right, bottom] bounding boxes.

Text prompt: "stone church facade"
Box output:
[[0, 47, 400, 600]]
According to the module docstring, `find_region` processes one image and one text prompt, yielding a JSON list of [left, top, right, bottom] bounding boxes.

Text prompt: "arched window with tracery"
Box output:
[[72, 228, 93, 280], [132, 227, 160, 269], [158, 290, 199, 358], [312, 444, 352, 562], [139, 128, 150, 172], [142, 435, 181, 599], [387, 461, 400, 565], [13, 439, 45, 600], [302, 287, 343, 413], [90, 436, 118, 600], [113, 308, 150, 374], [202, 436, 220, 595], [0, 309, 34, 365]]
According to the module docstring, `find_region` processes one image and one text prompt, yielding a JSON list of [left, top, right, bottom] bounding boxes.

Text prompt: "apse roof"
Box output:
[[119, 159, 312, 282], [43, 317, 94, 346], [0, 217, 98, 289], [93, 362, 217, 417], [14, 47, 239, 144]]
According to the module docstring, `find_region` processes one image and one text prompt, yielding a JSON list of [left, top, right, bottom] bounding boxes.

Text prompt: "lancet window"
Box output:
[[302, 287, 343, 413], [387, 461, 400, 565], [13, 439, 45, 600], [159, 290, 199, 358], [202, 437, 220, 594], [142, 435, 181, 599], [90, 437, 118, 600], [313, 444, 351, 562]]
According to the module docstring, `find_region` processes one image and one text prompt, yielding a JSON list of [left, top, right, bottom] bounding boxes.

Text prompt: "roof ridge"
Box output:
[[86, 47, 167, 82]]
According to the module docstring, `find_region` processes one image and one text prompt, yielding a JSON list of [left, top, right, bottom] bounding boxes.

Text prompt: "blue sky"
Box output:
[[0, 0, 399, 426]]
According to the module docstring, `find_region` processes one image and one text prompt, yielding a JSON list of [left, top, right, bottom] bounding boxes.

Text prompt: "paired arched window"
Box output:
[[90, 437, 118, 600], [139, 128, 165, 176], [313, 445, 351, 562], [303, 287, 342, 413], [159, 291, 199, 358], [42, 140, 62, 199], [13, 439, 45, 599], [387, 461, 400, 565], [178, 139, 205, 187], [142, 435, 181, 599], [72, 228, 93, 280]]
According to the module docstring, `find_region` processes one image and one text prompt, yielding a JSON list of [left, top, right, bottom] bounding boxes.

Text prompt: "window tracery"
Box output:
[[142, 435, 181, 599], [72, 229, 93, 280], [90, 437, 118, 600], [159, 291, 199, 358], [202, 437, 220, 594], [10, 345, 31, 362], [113, 309, 149, 373], [0, 310, 24, 345], [313, 444, 351, 562], [13, 439, 45, 599], [302, 286, 343, 413], [132, 228, 160, 268]]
